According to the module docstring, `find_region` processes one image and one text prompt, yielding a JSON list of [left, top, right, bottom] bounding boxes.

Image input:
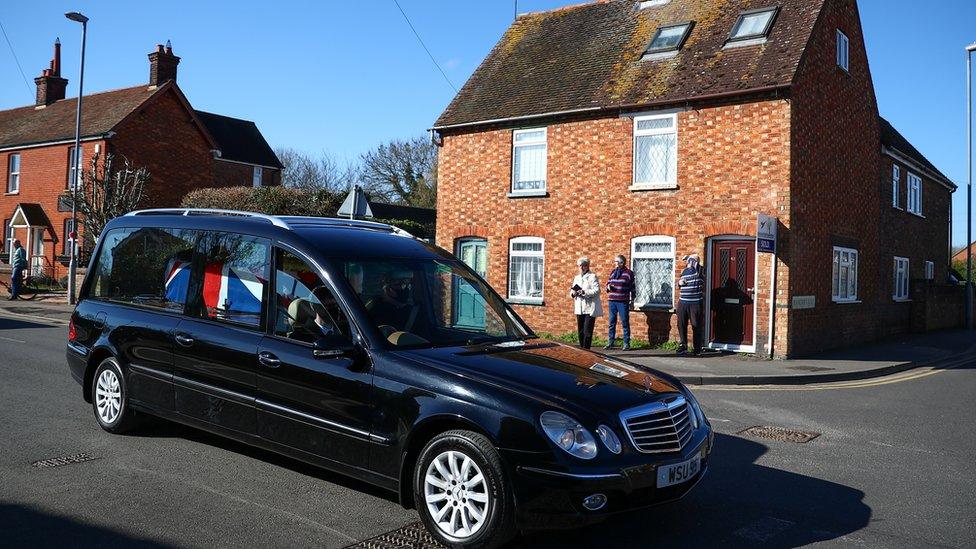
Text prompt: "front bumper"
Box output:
[[505, 426, 713, 530]]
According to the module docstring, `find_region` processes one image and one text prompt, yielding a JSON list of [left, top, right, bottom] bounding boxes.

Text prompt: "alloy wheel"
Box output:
[[95, 369, 122, 424], [423, 449, 490, 540]]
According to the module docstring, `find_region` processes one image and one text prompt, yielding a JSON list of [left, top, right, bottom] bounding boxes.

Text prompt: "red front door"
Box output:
[[709, 240, 755, 346]]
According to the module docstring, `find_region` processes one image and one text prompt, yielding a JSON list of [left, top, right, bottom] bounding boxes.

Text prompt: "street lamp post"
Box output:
[[65, 11, 88, 305], [967, 43, 976, 329]]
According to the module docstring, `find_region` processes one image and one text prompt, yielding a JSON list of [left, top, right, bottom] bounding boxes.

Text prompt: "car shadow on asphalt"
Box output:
[[515, 433, 872, 548], [134, 419, 400, 504], [0, 316, 55, 330], [0, 503, 173, 548]]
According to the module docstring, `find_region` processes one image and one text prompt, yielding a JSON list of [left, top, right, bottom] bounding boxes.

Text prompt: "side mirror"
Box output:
[[312, 334, 356, 359]]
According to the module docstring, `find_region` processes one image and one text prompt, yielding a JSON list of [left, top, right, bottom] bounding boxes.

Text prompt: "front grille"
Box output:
[[620, 396, 694, 454]]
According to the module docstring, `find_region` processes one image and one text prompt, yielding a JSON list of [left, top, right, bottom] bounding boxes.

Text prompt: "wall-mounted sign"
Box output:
[[792, 295, 816, 310]]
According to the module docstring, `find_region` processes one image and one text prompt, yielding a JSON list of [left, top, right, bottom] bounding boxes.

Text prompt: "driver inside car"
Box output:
[[366, 270, 423, 338]]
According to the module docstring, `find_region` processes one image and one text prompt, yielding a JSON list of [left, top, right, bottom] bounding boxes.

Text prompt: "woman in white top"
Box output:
[[570, 257, 603, 349]]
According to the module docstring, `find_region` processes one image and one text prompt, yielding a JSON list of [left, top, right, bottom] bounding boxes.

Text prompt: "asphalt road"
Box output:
[[0, 314, 973, 548]]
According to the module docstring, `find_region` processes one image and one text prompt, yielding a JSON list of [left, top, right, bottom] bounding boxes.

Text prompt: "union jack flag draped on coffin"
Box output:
[[165, 259, 264, 319]]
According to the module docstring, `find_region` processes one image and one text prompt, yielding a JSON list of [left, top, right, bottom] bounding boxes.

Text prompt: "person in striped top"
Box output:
[[676, 253, 705, 355], [603, 254, 635, 351]]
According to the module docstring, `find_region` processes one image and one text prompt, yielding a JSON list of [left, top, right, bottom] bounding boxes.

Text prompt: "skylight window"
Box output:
[[646, 22, 694, 55], [729, 7, 778, 42]]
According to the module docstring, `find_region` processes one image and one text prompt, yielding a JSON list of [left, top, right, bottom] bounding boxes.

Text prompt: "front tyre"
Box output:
[[414, 430, 515, 549], [91, 358, 138, 433]]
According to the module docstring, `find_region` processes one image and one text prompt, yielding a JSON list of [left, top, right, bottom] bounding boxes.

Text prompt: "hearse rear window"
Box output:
[[182, 231, 270, 329], [87, 227, 197, 312]]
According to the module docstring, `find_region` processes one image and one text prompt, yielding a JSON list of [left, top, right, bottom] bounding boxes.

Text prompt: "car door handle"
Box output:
[[258, 352, 281, 368], [174, 333, 194, 347]]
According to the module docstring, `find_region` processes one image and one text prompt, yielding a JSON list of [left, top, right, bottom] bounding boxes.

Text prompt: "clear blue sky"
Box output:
[[1, 0, 974, 246]]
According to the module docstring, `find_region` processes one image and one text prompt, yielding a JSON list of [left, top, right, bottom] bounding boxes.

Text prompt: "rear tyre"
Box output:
[[414, 430, 515, 548], [91, 358, 139, 433], [16, 276, 37, 300]]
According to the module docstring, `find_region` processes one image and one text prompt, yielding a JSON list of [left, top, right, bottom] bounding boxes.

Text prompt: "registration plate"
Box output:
[[657, 455, 700, 488]]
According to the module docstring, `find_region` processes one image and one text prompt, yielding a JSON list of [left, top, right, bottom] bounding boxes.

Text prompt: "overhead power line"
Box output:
[[391, 0, 458, 93], [0, 18, 33, 100]]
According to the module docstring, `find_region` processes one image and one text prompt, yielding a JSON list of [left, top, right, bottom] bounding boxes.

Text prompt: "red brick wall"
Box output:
[[437, 98, 792, 355], [787, 0, 881, 356], [1, 140, 105, 278], [213, 159, 280, 187], [111, 89, 215, 209], [876, 155, 954, 335]]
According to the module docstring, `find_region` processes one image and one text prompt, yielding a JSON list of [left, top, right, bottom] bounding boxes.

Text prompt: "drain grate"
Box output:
[[737, 425, 821, 443], [344, 522, 444, 549], [31, 452, 99, 469]]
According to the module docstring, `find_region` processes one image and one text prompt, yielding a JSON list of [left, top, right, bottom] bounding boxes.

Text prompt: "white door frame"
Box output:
[[704, 235, 758, 353], [30, 227, 45, 275]]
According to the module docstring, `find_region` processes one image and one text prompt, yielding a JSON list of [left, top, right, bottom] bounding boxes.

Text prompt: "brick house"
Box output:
[[1, 40, 281, 280], [432, 0, 956, 357]]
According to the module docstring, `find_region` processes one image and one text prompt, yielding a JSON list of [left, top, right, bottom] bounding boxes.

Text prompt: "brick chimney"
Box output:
[[148, 40, 180, 86], [34, 38, 68, 106]]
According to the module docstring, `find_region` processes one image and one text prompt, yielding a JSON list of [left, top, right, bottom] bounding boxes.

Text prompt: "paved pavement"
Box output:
[[0, 314, 974, 548]]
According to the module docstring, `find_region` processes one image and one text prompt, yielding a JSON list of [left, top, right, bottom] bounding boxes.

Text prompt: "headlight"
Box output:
[[685, 391, 705, 429], [596, 424, 621, 454], [540, 411, 598, 460]]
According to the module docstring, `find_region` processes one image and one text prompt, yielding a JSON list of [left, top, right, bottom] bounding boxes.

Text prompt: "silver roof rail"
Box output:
[[277, 216, 413, 236], [125, 208, 291, 229]]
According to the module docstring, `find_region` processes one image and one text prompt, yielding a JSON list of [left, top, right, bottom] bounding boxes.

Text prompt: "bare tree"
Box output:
[[275, 146, 357, 192], [70, 153, 149, 246], [360, 136, 437, 208]]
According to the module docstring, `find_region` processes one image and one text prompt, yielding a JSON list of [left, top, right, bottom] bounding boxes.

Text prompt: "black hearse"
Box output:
[[66, 209, 712, 548]]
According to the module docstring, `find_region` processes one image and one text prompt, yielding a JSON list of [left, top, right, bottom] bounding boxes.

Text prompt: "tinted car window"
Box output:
[[273, 249, 351, 343], [87, 227, 197, 312], [183, 231, 270, 329]]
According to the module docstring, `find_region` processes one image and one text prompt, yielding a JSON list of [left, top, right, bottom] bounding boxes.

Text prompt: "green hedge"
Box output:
[[180, 187, 431, 238]]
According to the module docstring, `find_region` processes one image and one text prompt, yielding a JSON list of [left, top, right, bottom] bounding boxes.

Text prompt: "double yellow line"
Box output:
[[697, 354, 976, 392]]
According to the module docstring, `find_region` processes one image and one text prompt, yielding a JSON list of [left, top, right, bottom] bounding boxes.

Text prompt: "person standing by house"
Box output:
[[9, 240, 27, 300], [604, 254, 635, 351], [570, 257, 602, 349], [676, 253, 705, 355]]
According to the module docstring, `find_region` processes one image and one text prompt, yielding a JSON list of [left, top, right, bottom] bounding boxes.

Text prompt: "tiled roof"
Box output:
[[0, 85, 157, 149], [879, 116, 953, 187], [435, 0, 825, 128], [195, 110, 283, 169]]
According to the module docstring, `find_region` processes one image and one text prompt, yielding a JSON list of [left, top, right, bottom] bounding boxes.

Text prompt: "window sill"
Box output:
[[832, 299, 862, 304], [892, 205, 902, 210], [723, 37, 768, 50], [507, 190, 549, 199], [892, 298, 912, 303], [907, 211, 925, 219], [642, 50, 679, 62], [5, 191, 19, 196], [629, 184, 677, 192], [507, 298, 544, 306]]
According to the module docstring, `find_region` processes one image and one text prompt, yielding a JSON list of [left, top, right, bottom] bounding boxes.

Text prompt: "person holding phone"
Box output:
[[570, 257, 602, 349]]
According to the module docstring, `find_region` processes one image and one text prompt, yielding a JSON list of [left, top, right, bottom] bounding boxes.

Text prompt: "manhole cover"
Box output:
[[737, 426, 821, 443], [344, 522, 444, 549], [31, 452, 99, 468]]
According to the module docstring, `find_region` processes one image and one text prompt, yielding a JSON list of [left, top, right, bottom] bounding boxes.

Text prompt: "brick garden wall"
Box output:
[[437, 98, 792, 355]]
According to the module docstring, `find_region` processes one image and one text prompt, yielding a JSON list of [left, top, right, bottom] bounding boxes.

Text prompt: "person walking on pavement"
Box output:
[[604, 254, 635, 350], [570, 257, 602, 349], [9, 239, 27, 300], [676, 253, 705, 355]]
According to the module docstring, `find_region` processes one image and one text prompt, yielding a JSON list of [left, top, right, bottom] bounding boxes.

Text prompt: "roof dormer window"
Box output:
[[645, 22, 694, 59], [728, 7, 778, 43]]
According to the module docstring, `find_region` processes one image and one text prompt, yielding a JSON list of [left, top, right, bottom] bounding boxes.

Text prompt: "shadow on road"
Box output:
[[0, 503, 174, 548], [517, 433, 871, 547], [0, 316, 55, 330]]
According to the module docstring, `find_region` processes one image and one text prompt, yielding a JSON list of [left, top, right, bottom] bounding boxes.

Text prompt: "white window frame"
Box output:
[[891, 164, 900, 208], [893, 257, 910, 301], [252, 166, 263, 188], [67, 145, 83, 191], [836, 30, 849, 72], [511, 128, 547, 195], [832, 246, 858, 302], [907, 172, 922, 215], [507, 236, 544, 304], [924, 260, 934, 280], [7, 154, 20, 194], [3, 218, 12, 261], [631, 112, 678, 190], [631, 235, 676, 308]]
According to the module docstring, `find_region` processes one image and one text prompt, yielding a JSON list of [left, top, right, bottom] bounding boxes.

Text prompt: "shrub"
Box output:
[[181, 186, 344, 217]]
